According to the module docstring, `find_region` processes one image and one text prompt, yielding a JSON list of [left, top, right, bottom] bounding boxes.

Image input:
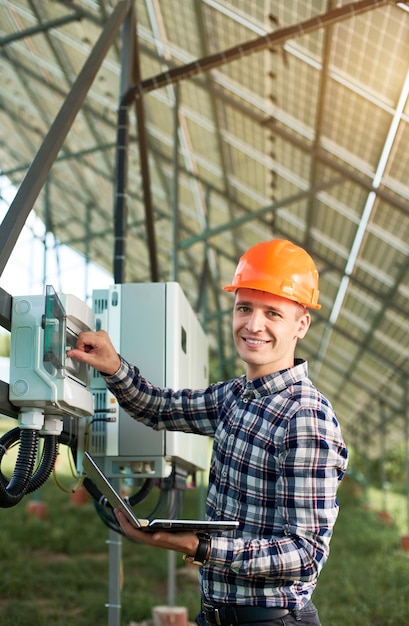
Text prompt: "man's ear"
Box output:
[[296, 310, 311, 339]]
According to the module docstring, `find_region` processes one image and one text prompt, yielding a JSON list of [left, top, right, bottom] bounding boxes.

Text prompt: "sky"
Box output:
[[0, 176, 114, 379], [0, 175, 113, 304]]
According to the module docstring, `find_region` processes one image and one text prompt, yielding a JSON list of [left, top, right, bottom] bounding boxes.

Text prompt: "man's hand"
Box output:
[[67, 330, 121, 375], [114, 509, 200, 556]]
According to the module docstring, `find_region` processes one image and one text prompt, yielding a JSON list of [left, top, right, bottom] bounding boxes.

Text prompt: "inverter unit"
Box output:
[[9, 286, 95, 421], [87, 282, 209, 478]]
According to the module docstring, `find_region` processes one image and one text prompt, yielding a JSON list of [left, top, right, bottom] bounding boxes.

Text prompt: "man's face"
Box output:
[[232, 288, 311, 380]]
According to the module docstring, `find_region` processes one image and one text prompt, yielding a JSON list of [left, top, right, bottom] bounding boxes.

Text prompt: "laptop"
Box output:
[[83, 451, 239, 534]]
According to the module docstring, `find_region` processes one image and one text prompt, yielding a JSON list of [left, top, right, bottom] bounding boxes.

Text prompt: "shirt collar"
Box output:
[[242, 358, 308, 398]]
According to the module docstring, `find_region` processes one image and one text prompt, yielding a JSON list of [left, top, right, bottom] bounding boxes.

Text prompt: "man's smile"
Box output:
[[242, 337, 270, 346]]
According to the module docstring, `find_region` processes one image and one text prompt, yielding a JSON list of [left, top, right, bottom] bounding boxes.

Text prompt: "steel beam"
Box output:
[[0, 0, 132, 279], [0, 12, 84, 47], [123, 0, 394, 103]]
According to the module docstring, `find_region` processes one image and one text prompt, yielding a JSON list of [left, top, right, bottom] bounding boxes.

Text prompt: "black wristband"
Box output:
[[183, 533, 210, 565]]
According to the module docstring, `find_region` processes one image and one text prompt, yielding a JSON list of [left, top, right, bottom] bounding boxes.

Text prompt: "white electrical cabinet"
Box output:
[[9, 287, 95, 421], [88, 282, 209, 478]]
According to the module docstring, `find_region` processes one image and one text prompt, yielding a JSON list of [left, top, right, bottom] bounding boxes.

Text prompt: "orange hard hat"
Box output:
[[223, 239, 321, 309]]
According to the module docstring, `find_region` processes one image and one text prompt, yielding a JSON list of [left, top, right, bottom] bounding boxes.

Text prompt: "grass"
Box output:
[[314, 478, 409, 626], [365, 485, 408, 535], [0, 421, 408, 625]]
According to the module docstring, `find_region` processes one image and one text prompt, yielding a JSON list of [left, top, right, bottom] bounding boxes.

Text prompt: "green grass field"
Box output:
[[0, 421, 408, 625]]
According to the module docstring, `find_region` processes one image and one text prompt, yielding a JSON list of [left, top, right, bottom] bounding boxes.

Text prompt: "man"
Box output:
[[68, 239, 348, 626]]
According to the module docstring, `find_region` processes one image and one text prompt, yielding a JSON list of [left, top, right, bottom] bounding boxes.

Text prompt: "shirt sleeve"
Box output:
[[103, 356, 221, 437], [207, 406, 348, 583]]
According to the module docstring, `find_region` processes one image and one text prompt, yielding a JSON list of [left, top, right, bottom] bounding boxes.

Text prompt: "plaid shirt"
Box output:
[[104, 357, 348, 610]]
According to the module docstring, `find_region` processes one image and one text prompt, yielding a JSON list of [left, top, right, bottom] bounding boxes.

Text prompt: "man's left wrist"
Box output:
[[183, 533, 210, 566]]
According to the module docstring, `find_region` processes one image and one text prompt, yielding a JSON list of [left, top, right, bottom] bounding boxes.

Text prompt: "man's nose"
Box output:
[[245, 310, 264, 332]]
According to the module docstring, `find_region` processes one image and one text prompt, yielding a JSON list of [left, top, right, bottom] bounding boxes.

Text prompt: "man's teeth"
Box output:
[[245, 338, 267, 345]]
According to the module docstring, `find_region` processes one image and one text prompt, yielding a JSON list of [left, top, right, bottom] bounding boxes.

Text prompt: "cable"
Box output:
[[0, 427, 59, 507], [87, 465, 189, 538]]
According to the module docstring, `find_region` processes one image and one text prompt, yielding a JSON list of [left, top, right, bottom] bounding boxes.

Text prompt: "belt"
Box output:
[[202, 603, 289, 625]]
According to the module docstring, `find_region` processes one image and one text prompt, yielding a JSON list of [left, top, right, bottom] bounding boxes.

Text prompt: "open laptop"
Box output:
[[83, 451, 239, 534]]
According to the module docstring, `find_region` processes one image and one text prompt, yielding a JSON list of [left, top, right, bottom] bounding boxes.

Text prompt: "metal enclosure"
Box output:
[[88, 282, 209, 478], [9, 289, 95, 420]]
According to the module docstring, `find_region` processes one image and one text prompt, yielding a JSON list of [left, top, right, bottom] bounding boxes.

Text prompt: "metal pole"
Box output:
[[167, 551, 176, 606], [0, 0, 132, 278], [106, 527, 122, 626], [380, 402, 387, 512], [170, 83, 180, 282], [113, 102, 129, 285], [404, 377, 409, 534], [168, 78, 181, 612], [123, 0, 393, 104], [179, 175, 345, 249], [108, 3, 134, 624], [0, 11, 85, 47]]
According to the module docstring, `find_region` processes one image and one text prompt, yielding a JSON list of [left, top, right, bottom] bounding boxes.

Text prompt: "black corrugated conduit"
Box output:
[[0, 427, 59, 508]]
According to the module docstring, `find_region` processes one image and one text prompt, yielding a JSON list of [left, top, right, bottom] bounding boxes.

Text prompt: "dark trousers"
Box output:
[[196, 602, 322, 626]]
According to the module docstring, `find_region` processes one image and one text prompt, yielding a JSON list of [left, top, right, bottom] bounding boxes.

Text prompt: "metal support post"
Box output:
[[167, 551, 176, 607], [0, 0, 131, 278], [380, 402, 387, 512], [106, 528, 122, 626], [404, 378, 409, 534], [170, 82, 180, 283]]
